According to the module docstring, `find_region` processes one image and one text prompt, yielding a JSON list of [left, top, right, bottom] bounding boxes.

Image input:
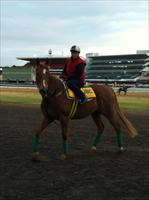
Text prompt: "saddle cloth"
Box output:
[[66, 84, 96, 99]]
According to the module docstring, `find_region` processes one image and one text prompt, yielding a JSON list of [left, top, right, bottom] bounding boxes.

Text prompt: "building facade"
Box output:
[[17, 56, 68, 77], [13, 51, 149, 84], [86, 52, 149, 83], [1, 66, 36, 82], [138, 57, 149, 83]]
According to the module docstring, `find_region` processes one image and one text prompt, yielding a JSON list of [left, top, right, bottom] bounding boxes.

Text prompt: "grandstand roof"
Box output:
[[87, 53, 148, 59], [17, 56, 68, 62]]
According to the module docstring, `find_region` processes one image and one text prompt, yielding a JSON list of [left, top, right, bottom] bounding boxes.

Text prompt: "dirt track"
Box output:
[[0, 104, 149, 200]]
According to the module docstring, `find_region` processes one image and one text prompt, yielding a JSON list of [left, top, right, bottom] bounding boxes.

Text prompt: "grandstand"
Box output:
[[0, 56, 68, 84], [138, 57, 149, 84], [1, 66, 35, 82], [86, 51, 149, 83], [0, 68, 2, 81], [17, 56, 68, 76], [0, 51, 149, 85]]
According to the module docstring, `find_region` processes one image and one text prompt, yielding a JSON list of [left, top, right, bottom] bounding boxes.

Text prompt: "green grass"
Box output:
[[1, 90, 149, 110], [118, 96, 149, 111], [0, 92, 41, 105]]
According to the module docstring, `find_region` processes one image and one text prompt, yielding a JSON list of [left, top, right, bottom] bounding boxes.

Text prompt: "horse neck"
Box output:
[[48, 75, 61, 93]]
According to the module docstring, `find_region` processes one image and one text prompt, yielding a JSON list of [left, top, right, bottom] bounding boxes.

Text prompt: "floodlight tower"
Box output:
[[49, 49, 52, 56]]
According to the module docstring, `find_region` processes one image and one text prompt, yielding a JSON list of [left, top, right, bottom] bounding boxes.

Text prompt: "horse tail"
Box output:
[[116, 104, 138, 138]]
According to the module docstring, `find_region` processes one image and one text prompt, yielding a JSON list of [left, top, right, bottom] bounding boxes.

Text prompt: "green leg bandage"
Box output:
[[92, 132, 102, 147], [63, 140, 68, 154], [32, 136, 40, 152], [117, 133, 123, 147]]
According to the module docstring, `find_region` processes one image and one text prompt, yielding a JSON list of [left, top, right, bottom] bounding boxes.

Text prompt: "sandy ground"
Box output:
[[0, 102, 149, 200]]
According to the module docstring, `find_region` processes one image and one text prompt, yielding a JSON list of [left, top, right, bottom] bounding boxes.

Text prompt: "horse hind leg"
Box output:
[[90, 112, 104, 152], [108, 113, 124, 152]]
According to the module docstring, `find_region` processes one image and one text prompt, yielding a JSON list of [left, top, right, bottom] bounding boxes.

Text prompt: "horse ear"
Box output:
[[33, 58, 40, 69], [46, 58, 49, 65]]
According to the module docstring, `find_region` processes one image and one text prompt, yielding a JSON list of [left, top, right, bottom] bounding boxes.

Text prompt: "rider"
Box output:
[[60, 45, 86, 104]]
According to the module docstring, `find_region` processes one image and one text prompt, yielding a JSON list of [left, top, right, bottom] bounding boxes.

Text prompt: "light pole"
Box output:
[[49, 49, 52, 56]]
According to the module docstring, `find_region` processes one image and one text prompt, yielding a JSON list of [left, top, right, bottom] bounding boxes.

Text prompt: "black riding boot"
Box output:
[[66, 79, 86, 103]]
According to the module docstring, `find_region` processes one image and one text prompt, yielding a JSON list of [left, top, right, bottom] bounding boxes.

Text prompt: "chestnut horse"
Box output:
[[32, 63, 137, 161]]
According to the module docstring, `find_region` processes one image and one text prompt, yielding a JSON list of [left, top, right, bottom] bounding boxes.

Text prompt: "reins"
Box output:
[[36, 65, 79, 119], [45, 78, 67, 100], [43, 77, 78, 119]]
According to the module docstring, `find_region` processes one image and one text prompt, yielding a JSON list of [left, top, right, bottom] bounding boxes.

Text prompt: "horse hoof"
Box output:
[[90, 146, 97, 154], [31, 152, 49, 162], [118, 147, 125, 153], [31, 152, 40, 162], [60, 154, 66, 160]]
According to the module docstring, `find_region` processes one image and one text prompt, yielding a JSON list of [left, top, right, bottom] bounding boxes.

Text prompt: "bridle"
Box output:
[[41, 79, 67, 100], [36, 64, 68, 100]]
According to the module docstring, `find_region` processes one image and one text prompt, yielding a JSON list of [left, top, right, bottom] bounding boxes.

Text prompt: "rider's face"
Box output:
[[71, 51, 79, 59]]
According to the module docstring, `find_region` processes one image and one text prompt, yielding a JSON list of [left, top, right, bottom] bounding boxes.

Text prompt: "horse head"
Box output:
[[35, 62, 50, 97]]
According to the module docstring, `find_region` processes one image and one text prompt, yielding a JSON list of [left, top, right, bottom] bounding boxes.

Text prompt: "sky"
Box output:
[[1, 0, 149, 66]]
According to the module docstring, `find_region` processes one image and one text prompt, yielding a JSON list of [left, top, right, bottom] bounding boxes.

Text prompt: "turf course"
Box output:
[[118, 95, 149, 111], [0, 87, 148, 110], [1, 91, 41, 105]]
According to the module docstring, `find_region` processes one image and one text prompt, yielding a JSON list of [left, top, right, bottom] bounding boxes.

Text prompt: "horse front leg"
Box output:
[[60, 116, 69, 160], [91, 112, 104, 153], [32, 117, 53, 162]]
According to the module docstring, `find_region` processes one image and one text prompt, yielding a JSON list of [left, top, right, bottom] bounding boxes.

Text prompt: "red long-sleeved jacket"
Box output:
[[62, 57, 86, 82]]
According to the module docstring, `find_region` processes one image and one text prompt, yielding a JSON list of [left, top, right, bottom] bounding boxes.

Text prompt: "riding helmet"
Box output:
[[70, 45, 81, 53]]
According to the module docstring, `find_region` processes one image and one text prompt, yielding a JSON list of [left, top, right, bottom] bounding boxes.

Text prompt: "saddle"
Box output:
[[65, 83, 96, 100], [62, 82, 96, 119]]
